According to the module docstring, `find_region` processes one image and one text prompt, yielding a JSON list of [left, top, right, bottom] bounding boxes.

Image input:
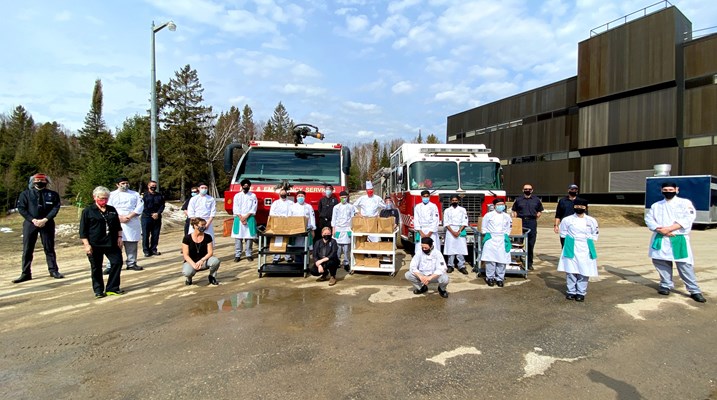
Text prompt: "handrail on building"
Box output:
[[684, 26, 717, 41], [590, 0, 673, 37]]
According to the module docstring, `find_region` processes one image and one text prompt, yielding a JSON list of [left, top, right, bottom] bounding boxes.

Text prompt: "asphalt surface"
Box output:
[[1, 225, 716, 400]]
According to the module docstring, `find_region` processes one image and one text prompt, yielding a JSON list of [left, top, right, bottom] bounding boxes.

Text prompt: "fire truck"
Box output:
[[373, 143, 505, 249], [223, 124, 351, 226]]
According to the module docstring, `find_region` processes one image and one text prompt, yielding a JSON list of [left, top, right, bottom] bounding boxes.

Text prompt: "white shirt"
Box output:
[[269, 198, 293, 216], [410, 247, 447, 276], [414, 202, 440, 233], [232, 191, 258, 239], [187, 194, 217, 236], [354, 195, 385, 217], [558, 214, 599, 276], [331, 202, 355, 244], [645, 196, 695, 263], [480, 210, 512, 264], [108, 189, 144, 242]]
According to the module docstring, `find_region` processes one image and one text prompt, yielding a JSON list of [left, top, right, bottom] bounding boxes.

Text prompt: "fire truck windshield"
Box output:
[[409, 161, 500, 190], [236, 148, 341, 184]]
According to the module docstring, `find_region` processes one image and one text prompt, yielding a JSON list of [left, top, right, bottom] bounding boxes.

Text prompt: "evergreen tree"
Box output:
[[2, 106, 38, 211], [30, 122, 71, 179], [426, 134, 441, 144], [114, 115, 151, 188], [262, 121, 276, 140], [379, 146, 390, 168], [240, 104, 257, 142], [415, 131, 423, 144], [266, 102, 293, 142], [369, 139, 380, 178], [160, 64, 214, 200], [77, 79, 114, 159]]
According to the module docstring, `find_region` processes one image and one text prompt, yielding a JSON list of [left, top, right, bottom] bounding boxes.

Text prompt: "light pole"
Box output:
[[150, 20, 176, 190]]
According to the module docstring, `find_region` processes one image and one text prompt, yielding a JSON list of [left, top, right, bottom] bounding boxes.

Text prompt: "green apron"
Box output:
[[652, 234, 688, 259], [562, 235, 575, 258], [233, 215, 257, 236]]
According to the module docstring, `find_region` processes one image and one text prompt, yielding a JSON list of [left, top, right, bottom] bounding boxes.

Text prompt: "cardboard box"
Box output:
[[269, 236, 288, 252], [354, 254, 365, 263], [352, 216, 378, 233], [265, 216, 307, 235], [364, 257, 380, 267], [377, 217, 394, 233], [354, 236, 367, 250], [376, 241, 393, 252]]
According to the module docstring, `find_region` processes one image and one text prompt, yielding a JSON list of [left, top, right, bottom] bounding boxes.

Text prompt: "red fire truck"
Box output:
[[373, 143, 505, 249], [223, 124, 351, 226]]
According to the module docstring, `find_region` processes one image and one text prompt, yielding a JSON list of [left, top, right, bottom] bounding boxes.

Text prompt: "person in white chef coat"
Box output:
[[443, 194, 469, 275], [353, 181, 385, 242], [413, 190, 440, 253], [331, 190, 355, 271], [645, 181, 706, 303], [558, 198, 598, 302], [405, 237, 449, 298], [269, 187, 294, 263], [231, 178, 257, 263], [186, 183, 217, 243], [108, 177, 144, 272], [480, 198, 512, 287], [288, 190, 316, 266]]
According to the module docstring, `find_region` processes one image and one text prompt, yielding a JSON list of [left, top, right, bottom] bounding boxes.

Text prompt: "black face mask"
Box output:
[[662, 191, 676, 199], [280, 194, 287, 199], [574, 208, 586, 215], [242, 186, 250, 193], [322, 235, 331, 241], [33, 182, 47, 189], [568, 191, 578, 196], [149, 186, 157, 191], [523, 190, 532, 196], [451, 202, 458, 208], [422, 247, 432, 255]]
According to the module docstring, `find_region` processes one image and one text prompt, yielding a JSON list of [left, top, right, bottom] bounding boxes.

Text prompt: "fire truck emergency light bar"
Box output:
[[418, 147, 492, 154]]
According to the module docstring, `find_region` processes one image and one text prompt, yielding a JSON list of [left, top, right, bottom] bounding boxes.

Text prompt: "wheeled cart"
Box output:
[[257, 230, 310, 278], [349, 230, 398, 276], [471, 218, 530, 279]]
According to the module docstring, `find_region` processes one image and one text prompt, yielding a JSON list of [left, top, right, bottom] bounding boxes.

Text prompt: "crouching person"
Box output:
[[405, 237, 449, 298], [558, 198, 598, 302], [182, 217, 220, 286], [310, 227, 340, 286]]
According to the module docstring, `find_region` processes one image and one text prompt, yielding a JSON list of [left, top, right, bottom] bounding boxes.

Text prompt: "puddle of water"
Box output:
[[191, 290, 267, 315]]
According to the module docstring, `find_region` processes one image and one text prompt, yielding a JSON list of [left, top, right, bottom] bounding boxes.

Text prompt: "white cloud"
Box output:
[[277, 83, 326, 96], [387, 0, 422, 14], [392, 80, 415, 94], [346, 14, 370, 32], [425, 56, 459, 74], [229, 95, 249, 104], [344, 101, 380, 113], [54, 10, 71, 22]]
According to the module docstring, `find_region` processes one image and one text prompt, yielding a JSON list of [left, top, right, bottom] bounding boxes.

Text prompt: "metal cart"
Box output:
[[257, 230, 310, 278], [472, 217, 530, 279], [349, 229, 399, 276]]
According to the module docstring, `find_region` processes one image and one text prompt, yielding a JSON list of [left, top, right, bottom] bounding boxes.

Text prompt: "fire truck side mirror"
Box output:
[[224, 143, 245, 174], [341, 147, 351, 175]]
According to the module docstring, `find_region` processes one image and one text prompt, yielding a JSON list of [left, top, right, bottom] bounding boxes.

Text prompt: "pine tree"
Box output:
[[77, 79, 114, 159], [114, 115, 151, 188], [240, 104, 257, 142], [266, 102, 293, 143], [426, 134, 441, 144], [369, 139, 380, 178], [380, 146, 390, 168], [262, 121, 276, 140]]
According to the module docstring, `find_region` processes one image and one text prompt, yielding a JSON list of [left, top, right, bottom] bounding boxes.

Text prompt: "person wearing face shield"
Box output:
[[413, 190, 441, 253], [181, 217, 220, 286], [644, 182, 706, 303], [554, 184, 587, 248], [317, 184, 338, 238], [13, 173, 64, 283], [511, 183, 544, 270], [141, 180, 165, 257], [481, 198, 512, 287], [269, 188, 294, 263], [108, 177, 144, 272], [405, 237, 449, 298], [443, 195, 469, 275], [231, 179, 258, 262], [331, 191, 355, 271], [557, 198, 599, 302]]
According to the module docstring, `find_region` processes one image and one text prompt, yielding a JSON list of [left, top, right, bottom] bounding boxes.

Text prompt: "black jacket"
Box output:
[[17, 188, 61, 222], [142, 191, 166, 216], [318, 196, 339, 219], [555, 196, 588, 221], [313, 237, 339, 262], [79, 204, 123, 248]]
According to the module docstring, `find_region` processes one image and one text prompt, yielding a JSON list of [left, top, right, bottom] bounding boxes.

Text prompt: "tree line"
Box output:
[[0, 64, 440, 213]]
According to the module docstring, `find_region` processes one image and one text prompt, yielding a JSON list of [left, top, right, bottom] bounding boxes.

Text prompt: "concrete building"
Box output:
[[446, 3, 717, 202]]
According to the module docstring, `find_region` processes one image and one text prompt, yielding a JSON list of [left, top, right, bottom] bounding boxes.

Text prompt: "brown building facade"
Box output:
[[446, 5, 717, 202]]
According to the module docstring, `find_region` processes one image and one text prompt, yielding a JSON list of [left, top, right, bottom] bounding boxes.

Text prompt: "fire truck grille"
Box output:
[[439, 193, 484, 225]]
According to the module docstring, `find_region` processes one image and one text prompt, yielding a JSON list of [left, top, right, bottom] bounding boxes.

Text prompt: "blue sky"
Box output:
[[1, 0, 715, 145]]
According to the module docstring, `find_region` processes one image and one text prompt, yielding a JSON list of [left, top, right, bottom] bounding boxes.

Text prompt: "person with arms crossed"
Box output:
[[108, 177, 144, 272], [141, 180, 165, 257], [443, 194, 469, 274], [511, 183, 544, 270], [232, 179, 257, 263]]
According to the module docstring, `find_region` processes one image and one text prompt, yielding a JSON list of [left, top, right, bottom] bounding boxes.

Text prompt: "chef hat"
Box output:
[[366, 181, 373, 190]]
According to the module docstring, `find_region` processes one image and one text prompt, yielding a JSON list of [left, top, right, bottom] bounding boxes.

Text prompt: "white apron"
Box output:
[[557, 215, 599, 276], [414, 202, 440, 251], [331, 203, 355, 245], [231, 191, 258, 239], [443, 206, 468, 255], [644, 197, 695, 264], [480, 211, 512, 264], [108, 189, 144, 242]]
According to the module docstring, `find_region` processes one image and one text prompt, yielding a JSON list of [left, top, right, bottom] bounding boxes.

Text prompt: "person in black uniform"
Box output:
[[379, 194, 400, 241], [13, 173, 65, 283], [317, 184, 338, 238], [142, 180, 165, 257], [511, 183, 544, 270], [554, 184, 587, 248], [310, 227, 340, 286], [80, 186, 124, 298]]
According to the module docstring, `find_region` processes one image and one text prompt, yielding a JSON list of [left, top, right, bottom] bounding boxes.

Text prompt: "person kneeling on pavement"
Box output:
[[181, 217, 220, 286], [405, 237, 449, 298], [310, 227, 340, 286]]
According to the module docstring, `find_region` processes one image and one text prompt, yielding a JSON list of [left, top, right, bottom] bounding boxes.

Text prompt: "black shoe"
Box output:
[[234, 257, 241, 263], [126, 265, 144, 271], [565, 293, 576, 300], [575, 295, 585, 302], [657, 288, 670, 296], [344, 265, 350, 272], [247, 256, 253, 262], [144, 253, 152, 257], [12, 274, 32, 284], [438, 287, 449, 298], [49, 271, 64, 279], [152, 251, 162, 256], [272, 259, 279, 264], [527, 265, 534, 271], [95, 292, 106, 299], [413, 285, 428, 295], [486, 279, 495, 287], [690, 293, 706, 303], [446, 266, 454, 274], [496, 280, 504, 287], [185, 277, 192, 286], [208, 275, 219, 286], [103, 268, 110, 275], [458, 268, 469, 275]]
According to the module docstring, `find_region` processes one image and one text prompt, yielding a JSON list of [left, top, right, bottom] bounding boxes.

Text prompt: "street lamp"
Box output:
[[150, 20, 176, 190]]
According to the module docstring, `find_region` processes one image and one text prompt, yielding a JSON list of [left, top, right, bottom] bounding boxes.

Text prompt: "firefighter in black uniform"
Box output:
[[13, 173, 64, 283], [317, 184, 339, 237]]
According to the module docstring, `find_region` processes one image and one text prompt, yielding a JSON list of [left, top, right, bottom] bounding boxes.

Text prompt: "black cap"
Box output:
[[661, 181, 678, 189], [339, 191, 348, 197], [420, 237, 433, 245], [573, 198, 588, 207], [420, 190, 430, 196], [115, 177, 129, 184], [240, 178, 251, 186]]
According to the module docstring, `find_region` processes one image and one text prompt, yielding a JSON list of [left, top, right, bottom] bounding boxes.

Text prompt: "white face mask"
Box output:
[[119, 183, 129, 192]]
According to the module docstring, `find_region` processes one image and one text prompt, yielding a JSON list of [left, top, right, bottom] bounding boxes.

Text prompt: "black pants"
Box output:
[[184, 218, 190, 237], [309, 258, 339, 278], [88, 245, 123, 294], [522, 219, 538, 268], [141, 215, 162, 254], [560, 237, 565, 248], [21, 220, 59, 276]]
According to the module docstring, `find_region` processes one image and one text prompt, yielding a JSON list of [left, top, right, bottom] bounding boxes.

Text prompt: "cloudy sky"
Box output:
[[1, 0, 715, 144]]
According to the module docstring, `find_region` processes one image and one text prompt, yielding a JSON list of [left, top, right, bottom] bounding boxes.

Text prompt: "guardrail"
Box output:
[[590, 0, 672, 37]]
